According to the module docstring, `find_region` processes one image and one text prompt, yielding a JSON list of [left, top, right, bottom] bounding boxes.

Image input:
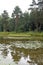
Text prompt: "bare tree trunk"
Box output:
[[15, 15, 19, 32]]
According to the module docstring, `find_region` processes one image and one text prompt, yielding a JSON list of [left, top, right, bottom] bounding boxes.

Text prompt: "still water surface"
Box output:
[[0, 41, 43, 65]]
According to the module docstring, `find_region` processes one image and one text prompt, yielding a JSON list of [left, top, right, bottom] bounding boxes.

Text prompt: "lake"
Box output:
[[0, 41, 43, 65]]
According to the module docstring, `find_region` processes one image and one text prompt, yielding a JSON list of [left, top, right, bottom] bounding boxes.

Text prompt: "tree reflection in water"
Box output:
[[10, 44, 43, 65], [1, 48, 8, 58], [0, 42, 43, 65]]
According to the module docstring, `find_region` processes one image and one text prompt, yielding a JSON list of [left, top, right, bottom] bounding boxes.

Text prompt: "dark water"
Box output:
[[0, 41, 43, 65]]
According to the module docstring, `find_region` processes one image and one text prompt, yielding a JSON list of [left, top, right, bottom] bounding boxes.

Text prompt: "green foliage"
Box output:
[[1, 10, 9, 31], [0, 6, 43, 32]]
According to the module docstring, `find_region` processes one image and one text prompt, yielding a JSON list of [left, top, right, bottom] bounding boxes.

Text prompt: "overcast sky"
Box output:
[[0, 0, 37, 16]]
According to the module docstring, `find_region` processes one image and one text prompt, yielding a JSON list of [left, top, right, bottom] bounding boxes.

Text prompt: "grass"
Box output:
[[0, 32, 43, 41]]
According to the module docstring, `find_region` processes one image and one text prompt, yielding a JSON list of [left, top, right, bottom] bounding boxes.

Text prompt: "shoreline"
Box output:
[[0, 36, 43, 42], [0, 32, 43, 42]]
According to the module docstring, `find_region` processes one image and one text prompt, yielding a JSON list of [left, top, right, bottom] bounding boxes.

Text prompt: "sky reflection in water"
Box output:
[[0, 41, 43, 65]]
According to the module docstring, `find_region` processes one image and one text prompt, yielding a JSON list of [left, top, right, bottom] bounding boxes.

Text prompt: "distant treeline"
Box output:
[[0, 6, 43, 32]]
